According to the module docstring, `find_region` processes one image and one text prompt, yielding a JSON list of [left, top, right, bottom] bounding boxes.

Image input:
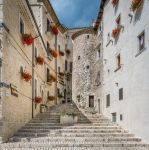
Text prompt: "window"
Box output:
[[65, 60, 67, 71], [120, 114, 123, 121], [78, 56, 80, 60], [87, 35, 90, 39], [19, 17, 24, 34], [138, 31, 145, 51], [47, 19, 50, 31], [70, 62, 73, 72], [106, 94, 110, 107], [57, 88, 60, 95], [47, 91, 50, 97], [58, 67, 60, 73], [35, 47, 37, 58], [47, 42, 51, 56], [86, 65, 89, 69], [47, 68, 50, 82], [112, 113, 117, 122], [89, 95, 94, 107], [117, 54, 121, 68], [58, 45, 60, 52], [116, 14, 121, 27], [119, 88, 123, 100]]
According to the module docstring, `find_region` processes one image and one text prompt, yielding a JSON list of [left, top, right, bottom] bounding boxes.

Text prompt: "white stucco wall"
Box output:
[[102, 0, 149, 142]]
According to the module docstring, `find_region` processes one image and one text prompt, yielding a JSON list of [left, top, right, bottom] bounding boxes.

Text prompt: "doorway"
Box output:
[[89, 95, 94, 108]]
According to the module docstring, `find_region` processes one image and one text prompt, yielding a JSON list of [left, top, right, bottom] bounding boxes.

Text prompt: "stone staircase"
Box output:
[[0, 103, 149, 150]]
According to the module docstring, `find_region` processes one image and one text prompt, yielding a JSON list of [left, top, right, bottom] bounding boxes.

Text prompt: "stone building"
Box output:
[[72, 27, 103, 113], [0, 0, 72, 141], [95, 0, 149, 142]]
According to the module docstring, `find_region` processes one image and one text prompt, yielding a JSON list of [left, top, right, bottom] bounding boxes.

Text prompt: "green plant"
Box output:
[[67, 112, 77, 119]]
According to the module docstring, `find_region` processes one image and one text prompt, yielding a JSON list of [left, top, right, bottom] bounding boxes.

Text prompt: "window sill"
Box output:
[[135, 47, 146, 57], [114, 66, 121, 72]]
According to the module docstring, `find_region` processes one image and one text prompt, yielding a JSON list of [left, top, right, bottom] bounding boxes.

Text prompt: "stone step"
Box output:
[[17, 129, 125, 134], [21, 126, 122, 130], [14, 132, 135, 138], [1, 142, 148, 148], [9, 136, 141, 143]]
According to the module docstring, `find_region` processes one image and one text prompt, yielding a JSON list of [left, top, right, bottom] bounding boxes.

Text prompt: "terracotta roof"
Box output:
[[94, 0, 106, 31]]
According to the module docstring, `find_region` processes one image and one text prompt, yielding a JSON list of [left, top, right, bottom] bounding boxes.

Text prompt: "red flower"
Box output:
[[51, 49, 58, 58], [36, 56, 44, 65], [22, 34, 34, 45], [130, 0, 143, 11], [35, 96, 42, 104], [111, 27, 121, 38], [48, 96, 55, 101], [111, 0, 119, 7], [22, 71, 32, 82]]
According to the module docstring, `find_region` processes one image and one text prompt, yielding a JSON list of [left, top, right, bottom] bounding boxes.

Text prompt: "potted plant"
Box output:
[[36, 56, 44, 65], [21, 71, 32, 82], [51, 49, 58, 58], [35, 96, 42, 104], [40, 104, 48, 113], [111, 26, 121, 38], [22, 34, 34, 45], [51, 23, 58, 35], [130, 0, 143, 11], [111, 0, 119, 7], [65, 49, 70, 54], [47, 96, 55, 101], [60, 111, 78, 125]]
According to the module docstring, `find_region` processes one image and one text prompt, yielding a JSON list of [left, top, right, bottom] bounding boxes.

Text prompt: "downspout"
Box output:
[[55, 35, 57, 105], [32, 41, 35, 118]]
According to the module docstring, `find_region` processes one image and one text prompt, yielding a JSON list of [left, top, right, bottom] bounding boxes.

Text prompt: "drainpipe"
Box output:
[[55, 35, 57, 105], [32, 41, 35, 118]]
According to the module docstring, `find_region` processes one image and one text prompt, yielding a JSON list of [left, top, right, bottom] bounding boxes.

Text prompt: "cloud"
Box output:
[[50, 0, 101, 28]]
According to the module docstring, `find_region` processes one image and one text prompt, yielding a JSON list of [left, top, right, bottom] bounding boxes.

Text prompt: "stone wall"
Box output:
[[72, 33, 103, 112]]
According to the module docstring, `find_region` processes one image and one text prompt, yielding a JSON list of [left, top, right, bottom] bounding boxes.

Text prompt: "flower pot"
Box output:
[[111, 0, 119, 7], [22, 34, 34, 45], [36, 56, 44, 65], [40, 104, 47, 113], [130, 0, 143, 11], [51, 49, 58, 58], [111, 27, 121, 39], [22, 71, 32, 82]]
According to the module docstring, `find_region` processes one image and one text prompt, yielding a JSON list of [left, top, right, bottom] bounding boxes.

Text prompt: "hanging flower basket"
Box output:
[[35, 96, 42, 104], [111, 27, 121, 39], [22, 71, 32, 82], [51, 49, 58, 58], [47, 96, 55, 101], [51, 24, 58, 35], [59, 51, 65, 56], [22, 34, 34, 45], [36, 56, 44, 65], [130, 0, 143, 11], [111, 0, 119, 7]]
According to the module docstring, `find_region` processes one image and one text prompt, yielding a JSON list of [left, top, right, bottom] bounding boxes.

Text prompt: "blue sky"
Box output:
[[50, 0, 101, 28]]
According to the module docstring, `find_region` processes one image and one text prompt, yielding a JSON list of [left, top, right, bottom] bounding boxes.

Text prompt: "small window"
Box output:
[[138, 31, 145, 51], [119, 88, 123, 100], [65, 60, 67, 71], [20, 17, 24, 34], [35, 47, 37, 58], [70, 62, 73, 72], [58, 45, 60, 52], [117, 54, 121, 68], [58, 67, 60, 73], [47, 91, 50, 97], [47, 19, 50, 31], [86, 65, 89, 69], [116, 14, 121, 27], [47, 68, 50, 82], [106, 94, 110, 107], [112, 113, 117, 122], [120, 114, 123, 121], [47, 42, 51, 56], [78, 56, 80, 60], [87, 35, 90, 39], [57, 88, 60, 95]]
